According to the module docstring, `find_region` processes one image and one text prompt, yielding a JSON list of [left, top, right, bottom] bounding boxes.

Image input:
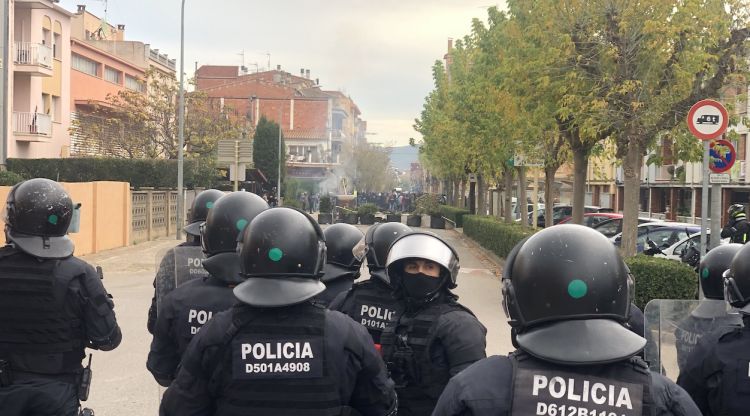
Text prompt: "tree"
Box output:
[[341, 142, 395, 192], [252, 116, 285, 193]]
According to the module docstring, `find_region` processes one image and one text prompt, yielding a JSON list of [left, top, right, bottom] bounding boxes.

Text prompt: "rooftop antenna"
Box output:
[[92, 0, 110, 39], [266, 52, 270, 72]]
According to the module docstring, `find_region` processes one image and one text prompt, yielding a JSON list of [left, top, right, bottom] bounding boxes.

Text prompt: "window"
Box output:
[[125, 75, 145, 92], [105, 66, 122, 84], [72, 54, 98, 76], [594, 219, 621, 237], [53, 33, 61, 59], [52, 96, 61, 122]]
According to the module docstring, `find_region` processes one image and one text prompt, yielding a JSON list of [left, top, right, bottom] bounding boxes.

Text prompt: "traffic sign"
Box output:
[[687, 99, 728, 140], [217, 139, 253, 164], [708, 139, 736, 173], [513, 154, 543, 167], [709, 173, 730, 184]]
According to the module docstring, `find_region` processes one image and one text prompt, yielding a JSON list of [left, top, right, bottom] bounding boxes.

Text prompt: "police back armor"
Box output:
[[333, 278, 404, 345], [674, 313, 741, 373], [381, 300, 480, 415]]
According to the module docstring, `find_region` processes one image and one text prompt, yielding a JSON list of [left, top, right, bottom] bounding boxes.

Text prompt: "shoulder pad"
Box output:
[[626, 355, 650, 374], [718, 324, 744, 341], [441, 299, 477, 318]]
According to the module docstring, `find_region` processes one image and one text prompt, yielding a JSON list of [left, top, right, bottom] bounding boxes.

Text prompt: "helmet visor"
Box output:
[[352, 236, 366, 263], [386, 233, 455, 271], [199, 222, 208, 253]]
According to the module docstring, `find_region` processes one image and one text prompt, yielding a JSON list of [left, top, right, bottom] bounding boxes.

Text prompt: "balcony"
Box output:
[[13, 112, 52, 141], [14, 42, 53, 76]]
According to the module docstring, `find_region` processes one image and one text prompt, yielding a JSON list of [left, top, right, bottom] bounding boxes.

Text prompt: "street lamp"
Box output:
[[176, 0, 186, 239]]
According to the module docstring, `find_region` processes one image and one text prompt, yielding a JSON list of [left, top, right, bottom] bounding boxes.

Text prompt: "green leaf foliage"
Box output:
[[625, 255, 698, 310], [0, 170, 25, 186], [463, 215, 537, 259], [252, 117, 285, 192], [439, 206, 470, 227]]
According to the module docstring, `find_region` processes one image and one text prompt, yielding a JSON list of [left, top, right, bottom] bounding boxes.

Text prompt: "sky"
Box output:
[[59, 0, 505, 146]]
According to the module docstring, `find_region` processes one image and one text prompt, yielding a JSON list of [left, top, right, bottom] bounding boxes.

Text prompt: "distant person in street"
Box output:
[[432, 225, 701, 416], [721, 203, 749, 244], [0, 178, 121, 416], [147, 192, 268, 386]]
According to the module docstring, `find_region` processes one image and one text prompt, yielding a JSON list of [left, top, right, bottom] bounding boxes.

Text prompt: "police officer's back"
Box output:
[[721, 203, 750, 244], [147, 191, 268, 386], [0, 178, 121, 416], [432, 225, 701, 416], [677, 242, 750, 415], [380, 231, 487, 416], [160, 207, 397, 416], [329, 222, 411, 345], [148, 189, 224, 334], [673, 244, 742, 373], [315, 223, 365, 306]]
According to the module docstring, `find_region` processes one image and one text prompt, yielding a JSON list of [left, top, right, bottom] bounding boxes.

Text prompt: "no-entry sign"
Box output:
[[687, 99, 728, 140]]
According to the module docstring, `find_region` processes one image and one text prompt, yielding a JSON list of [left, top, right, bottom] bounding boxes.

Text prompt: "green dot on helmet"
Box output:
[[235, 218, 249, 231], [268, 248, 283, 262], [567, 279, 588, 299], [206, 201, 214, 209], [701, 267, 710, 279], [47, 214, 58, 225]]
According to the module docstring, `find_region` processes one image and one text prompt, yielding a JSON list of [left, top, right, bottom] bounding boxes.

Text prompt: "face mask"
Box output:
[[402, 272, 443, 300]]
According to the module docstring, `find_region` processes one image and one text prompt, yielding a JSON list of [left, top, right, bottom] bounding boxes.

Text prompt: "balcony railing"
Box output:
[[14, 42, 52, 68], [13, 112, 52, 136]]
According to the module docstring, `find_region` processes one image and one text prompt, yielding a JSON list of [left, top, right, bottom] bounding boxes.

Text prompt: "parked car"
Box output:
[[651, 232, 727, 261], [612, 223, 700, 253], [531, 205, 603, 228], [557, 212, 623, 228], [513, 203, 545, 222], [592, 217, 660, 238]]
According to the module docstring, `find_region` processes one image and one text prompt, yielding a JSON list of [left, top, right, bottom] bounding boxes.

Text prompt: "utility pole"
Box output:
[[277, 106, 282, 204], [176, 0, 186, 239], [0, 0, 9, 167]]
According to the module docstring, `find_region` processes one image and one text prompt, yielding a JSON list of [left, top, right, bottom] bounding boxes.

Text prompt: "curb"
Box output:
[[452, 227, 505, 279]]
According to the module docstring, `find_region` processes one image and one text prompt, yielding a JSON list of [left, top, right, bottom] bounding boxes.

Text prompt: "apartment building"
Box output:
[[8, 0, 73, 159]]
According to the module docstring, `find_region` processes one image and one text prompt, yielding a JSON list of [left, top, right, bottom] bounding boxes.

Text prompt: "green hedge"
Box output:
[[440, 206, 471, 227], [625, 255, 698, 309], [463, 215, 538, 258], [6, 158, 221, 189], [0, 170, 25, 186]]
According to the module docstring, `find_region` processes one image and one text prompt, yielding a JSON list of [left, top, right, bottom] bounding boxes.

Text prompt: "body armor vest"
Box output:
[[0, 249, 84, 378], [173, 278, 235, 356], [510, 351, 654, 416], [709, 325, 750, 415], [211, 303, 343, 416], [381, 300, 472, 415], [342, 279, 403, 344], [674, 313, 741, 373]]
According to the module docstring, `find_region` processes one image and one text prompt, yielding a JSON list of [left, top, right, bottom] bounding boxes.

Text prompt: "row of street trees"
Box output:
[[415, 0, 750, 256]]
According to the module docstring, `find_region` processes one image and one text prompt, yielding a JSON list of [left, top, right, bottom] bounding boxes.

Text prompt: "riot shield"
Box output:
[[154, 246, 175, 314], [173, 245, 209, 286], [644, 299, 741, 381]]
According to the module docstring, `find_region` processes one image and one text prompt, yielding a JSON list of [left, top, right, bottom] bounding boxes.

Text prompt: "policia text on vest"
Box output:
[[235, 338, 322, 378]]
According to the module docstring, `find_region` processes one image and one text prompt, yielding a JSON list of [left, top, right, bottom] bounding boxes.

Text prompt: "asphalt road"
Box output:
[[79, 225, 512, 415]]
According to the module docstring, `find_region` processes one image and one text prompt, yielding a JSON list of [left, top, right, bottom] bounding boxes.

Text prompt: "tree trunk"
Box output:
[[477, 173, 486, 216], [544, 166, 559, 228], [452, 178, 460, 208], [460, 179, 467, 209], [571, 146, 589, 224], [517, 166, 528, 225], [621, 141, 643, 257], [504, 166, 514, 223], [495, 175, 504, 219], [469, 179, 476, 215]]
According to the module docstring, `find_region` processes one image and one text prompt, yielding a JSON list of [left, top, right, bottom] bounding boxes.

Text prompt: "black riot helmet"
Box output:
[[184, 189, 225, 236], [502, 224, 644, 365], [199, 192, 268, 284], [386, 231, 459, 304], [234, 207, 327, 307], [723, 243, 750, 313], [321, 223, 365, 283], [699, 244, 743, 300], [5, 178, 75, 259], [366, 222, 412, 285]]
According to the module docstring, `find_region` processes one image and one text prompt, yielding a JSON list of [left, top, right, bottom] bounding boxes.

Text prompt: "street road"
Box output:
[[79, 226, 512, 415]]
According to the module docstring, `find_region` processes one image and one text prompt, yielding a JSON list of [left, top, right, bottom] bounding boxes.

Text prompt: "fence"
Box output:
[[131, 190, 178, 245]]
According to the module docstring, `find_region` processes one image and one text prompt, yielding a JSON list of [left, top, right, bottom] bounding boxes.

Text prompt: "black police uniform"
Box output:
[[721, 210, 749, 244], [0, 249, 121, 415], [160, 303, 397, 415], [147, 276, 237, 386], [677, 318, 750, 416], [674, 312, 741, 373], [330, 277, 404, 346], [433, 352, 702, 416]]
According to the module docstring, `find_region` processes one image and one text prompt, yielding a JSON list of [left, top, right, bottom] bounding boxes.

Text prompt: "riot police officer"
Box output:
[[0, 178, 122, 416], [160, 207, 397, 415], [147, 191, 268, 386], [432, 224, 701, 416], [673, 243, 743, 373], [721, 203, 749, 244], [677, 242, 750, 415], [330, 222, 411, 346], [314, 223, 365, 306], [380, 231, 486, 416], [148, 189, 224, 334]]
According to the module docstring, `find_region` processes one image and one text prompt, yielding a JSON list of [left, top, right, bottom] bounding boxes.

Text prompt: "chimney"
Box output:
[[300, 68, 304, 77], [448, 38, 453, 51], [305, 69, 310, 79], [77, 4, 85, 14], [315, 78, 319, 85], [276, 64, 281, 71], [117, 24, 125, 31]]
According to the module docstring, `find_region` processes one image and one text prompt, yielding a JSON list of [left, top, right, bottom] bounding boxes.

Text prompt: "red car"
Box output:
[[557, 212, 623, 228]]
